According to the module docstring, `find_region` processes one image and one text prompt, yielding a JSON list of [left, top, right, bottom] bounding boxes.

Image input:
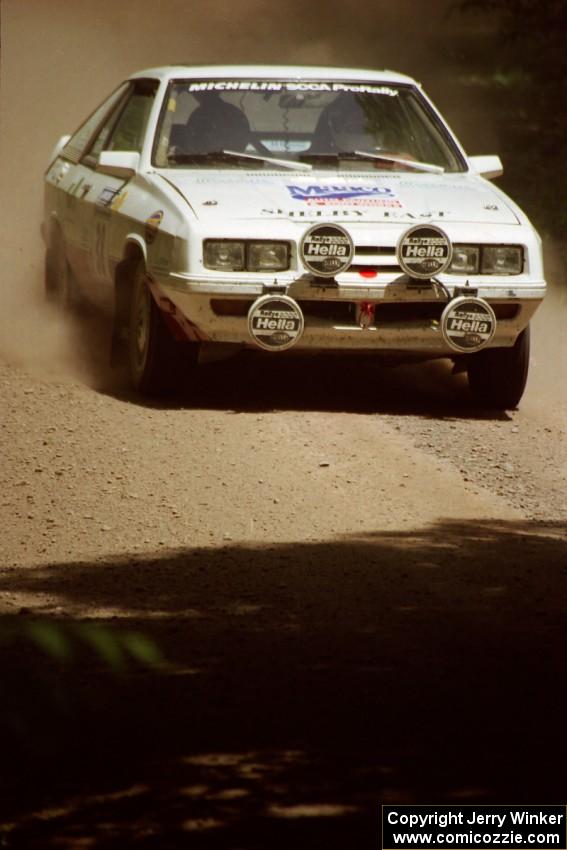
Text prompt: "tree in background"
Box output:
[[457, 0, 567, 242]]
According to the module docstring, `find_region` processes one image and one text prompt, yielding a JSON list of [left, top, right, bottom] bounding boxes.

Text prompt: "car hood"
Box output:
[[158, 170, 520, 225]]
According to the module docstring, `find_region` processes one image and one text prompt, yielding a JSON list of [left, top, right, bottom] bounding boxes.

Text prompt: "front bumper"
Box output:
[[153, 269, 546, 356]]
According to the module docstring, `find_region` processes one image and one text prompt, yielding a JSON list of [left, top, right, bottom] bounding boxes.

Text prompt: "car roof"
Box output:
[[129, 65, 418, 86]]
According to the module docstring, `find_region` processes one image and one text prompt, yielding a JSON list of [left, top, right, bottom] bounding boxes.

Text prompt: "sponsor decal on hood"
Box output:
[[157, 172, 520, 225], [287, 184, 401, 206]]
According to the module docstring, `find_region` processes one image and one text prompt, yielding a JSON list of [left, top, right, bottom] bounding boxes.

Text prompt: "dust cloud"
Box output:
[[527, 243, 567, 411], [0, 0, 457, 378], [0, 269, 114, 387], [0, 0, 564, 401]]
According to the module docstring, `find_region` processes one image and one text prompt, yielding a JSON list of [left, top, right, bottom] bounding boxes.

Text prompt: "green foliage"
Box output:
[[25, 620, 75, 662], [455, 0, 567, 243], [121, 630, 165, 666], [455, 0, 567, 108], [0, 617, 165, 671]]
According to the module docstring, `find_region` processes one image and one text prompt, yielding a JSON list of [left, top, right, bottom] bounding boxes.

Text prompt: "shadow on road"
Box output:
[[1, 518, 565, 847], [44, 296, 513, 422], [105, 352, 512, 422]]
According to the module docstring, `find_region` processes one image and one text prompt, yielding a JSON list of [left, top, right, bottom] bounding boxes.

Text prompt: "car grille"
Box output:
[[349, 245, 401, 275], [210, 299, 519, 325], [211, 299, 446, 325]]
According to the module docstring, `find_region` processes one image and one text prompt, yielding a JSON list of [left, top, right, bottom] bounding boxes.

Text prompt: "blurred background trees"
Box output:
[[456, 0, 567, 243]]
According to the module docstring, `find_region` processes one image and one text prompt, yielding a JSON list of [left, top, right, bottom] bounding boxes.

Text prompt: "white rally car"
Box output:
[[44, 65, 546, 407]]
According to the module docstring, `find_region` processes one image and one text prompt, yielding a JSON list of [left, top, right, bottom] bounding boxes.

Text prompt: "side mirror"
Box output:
[[48, 134, 71, 165], [468, 155, 504, 180], [97, 150, 140, 179]]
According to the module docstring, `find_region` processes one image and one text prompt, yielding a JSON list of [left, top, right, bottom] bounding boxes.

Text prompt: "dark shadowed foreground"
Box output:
[[1, 518, 566, 848]]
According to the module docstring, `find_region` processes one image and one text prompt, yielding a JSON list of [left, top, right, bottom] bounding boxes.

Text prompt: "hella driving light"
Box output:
[[204, 240, 246, 271], [449, 245, 480, 274], [248, 241, 290, 272], [481, 245, 523, 275]]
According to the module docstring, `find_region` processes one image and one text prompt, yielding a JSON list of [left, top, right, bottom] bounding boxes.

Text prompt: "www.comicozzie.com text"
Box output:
[[389, 831, 560, 845]]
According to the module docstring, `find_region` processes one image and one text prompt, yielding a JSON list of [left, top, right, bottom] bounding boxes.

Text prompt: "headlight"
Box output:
[[204, 240, 245, 271], [204, 240, 290, 272], [449, 245, 480, 274], [446, 244, 524, 275], [481, 245, 523, 275], [248, 241, 289, 271]]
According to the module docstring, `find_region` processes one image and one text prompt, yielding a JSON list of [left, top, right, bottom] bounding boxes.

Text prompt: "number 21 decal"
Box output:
[[94, 218, 107, 278]]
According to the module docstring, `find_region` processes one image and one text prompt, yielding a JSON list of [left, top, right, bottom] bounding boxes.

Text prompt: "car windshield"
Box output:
[[153, 79, 466, 172]]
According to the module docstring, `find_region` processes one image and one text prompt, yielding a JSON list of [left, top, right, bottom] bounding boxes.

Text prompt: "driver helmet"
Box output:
[[327, 96, 372, 152]]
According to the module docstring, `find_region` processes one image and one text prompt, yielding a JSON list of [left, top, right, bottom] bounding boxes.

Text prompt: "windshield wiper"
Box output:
[[223, 149, 312, 171], [354, 150, 445, 173], [300, 150, 444, 174], [168, 149, 312, 171]]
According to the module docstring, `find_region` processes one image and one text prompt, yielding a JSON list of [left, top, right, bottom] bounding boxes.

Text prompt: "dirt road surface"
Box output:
[[0, 265, 565, 848]]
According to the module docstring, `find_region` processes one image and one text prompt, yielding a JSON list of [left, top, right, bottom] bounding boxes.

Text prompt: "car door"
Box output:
[[46, 83, 130, 291], [78, 79, 159, 310]]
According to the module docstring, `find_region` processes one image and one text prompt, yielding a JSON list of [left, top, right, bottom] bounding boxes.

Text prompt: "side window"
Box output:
[[86, 86, 133, 163], [108, 80, 158, 151], [83, 79, 159, 166], [61, 83, 129, 164], [84, 87, 132, 168]]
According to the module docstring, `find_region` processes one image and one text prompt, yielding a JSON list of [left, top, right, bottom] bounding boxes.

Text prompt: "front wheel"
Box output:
[[467, 325, 530, 409], [128, 264, 194, 395]]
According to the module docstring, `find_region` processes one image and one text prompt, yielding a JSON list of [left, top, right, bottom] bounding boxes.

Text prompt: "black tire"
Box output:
[[128, 262, 195, 395], [467, 325, 530, 409]]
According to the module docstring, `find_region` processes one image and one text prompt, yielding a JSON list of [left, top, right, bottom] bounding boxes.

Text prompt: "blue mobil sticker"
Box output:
[[287, 184, 402, 207]]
